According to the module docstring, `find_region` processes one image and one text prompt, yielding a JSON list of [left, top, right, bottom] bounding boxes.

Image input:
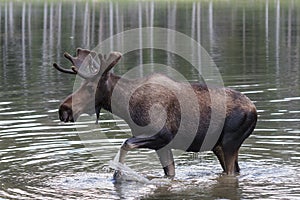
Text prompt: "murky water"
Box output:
[[1, 1, 300, 199]]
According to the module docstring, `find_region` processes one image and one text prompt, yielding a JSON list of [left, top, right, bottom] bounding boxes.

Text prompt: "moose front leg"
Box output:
[[113, 137, 155, 180], [156, 148, 175, 178], [115, 138, 138, 165], [113, 130, 173, 180], [113, 139, 134, 180], [115, 136, 160, 164]]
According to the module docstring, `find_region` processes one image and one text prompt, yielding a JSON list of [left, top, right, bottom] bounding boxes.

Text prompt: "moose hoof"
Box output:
[[113, 170, 123, 181]]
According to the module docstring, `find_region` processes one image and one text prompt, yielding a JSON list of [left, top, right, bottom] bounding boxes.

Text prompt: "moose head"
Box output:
[[52, 48, 122, 122]]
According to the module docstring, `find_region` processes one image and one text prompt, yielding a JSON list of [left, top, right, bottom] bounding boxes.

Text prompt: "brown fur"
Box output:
[[54, 49, 257, 177]]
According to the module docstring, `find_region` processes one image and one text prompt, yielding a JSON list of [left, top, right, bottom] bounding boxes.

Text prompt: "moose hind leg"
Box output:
[[221, 110, 257, 175], [235, 154, 240, 173], [213, 144, 226, 173], [213, 144, 240, 174], [223, 148, 239, 175]]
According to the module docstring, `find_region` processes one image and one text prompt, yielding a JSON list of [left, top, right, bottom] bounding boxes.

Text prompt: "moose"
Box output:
[[53, 48, 257, 178]]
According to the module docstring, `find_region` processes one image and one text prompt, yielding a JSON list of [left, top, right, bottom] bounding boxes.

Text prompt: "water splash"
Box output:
[[108, 151, 151, 184], [108, 150, 173, 185]]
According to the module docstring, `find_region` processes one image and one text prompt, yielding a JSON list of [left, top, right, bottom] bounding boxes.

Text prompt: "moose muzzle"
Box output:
[[59, 104, 75, 122]]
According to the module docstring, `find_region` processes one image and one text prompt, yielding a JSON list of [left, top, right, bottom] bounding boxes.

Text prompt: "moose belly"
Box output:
[[166, 117, 221, 153]]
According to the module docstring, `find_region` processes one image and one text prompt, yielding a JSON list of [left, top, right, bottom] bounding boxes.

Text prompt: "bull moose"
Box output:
[[52, 48, 257, 178]]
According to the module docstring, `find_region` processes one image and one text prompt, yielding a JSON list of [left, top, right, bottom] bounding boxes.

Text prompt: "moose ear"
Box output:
[[100, 51, 122, 75]]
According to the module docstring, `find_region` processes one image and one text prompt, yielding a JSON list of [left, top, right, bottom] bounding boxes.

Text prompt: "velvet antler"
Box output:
[[53, 48, 122, 80]]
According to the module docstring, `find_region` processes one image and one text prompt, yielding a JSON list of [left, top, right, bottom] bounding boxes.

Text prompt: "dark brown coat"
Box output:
[[53, 49, 257, 178]]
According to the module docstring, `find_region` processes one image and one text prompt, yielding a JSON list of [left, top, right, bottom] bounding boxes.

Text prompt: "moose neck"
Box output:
[[96, 73, 118, 112], [97, 72, 135, 121]]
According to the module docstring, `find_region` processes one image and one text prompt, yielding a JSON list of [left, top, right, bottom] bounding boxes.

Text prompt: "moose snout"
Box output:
[[59, 104, 74, 122]]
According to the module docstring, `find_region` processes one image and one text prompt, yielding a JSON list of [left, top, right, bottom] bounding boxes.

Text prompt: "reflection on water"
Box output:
[[0, 1, 300, 199]]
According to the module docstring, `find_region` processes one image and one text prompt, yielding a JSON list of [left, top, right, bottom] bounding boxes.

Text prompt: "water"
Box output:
[[0, 1, 300, 199]]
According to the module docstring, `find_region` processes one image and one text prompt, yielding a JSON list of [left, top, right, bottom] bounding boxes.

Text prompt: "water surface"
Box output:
[[0, 1, 300, 199]]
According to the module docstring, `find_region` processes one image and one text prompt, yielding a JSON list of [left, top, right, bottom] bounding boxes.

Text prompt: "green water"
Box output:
[[0, 1, 300, 199]]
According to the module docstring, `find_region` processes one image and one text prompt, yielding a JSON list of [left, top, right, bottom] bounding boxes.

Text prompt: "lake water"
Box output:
[[0, 1, 300, 199]]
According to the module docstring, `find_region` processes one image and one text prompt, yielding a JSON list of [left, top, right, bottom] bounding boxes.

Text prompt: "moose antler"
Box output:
[[71, 53, 101, 79], [53, 48, 100, 79], [64, 48, 92, 67], [53, 63, 77, 74], [53, 48, 122, 79]]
